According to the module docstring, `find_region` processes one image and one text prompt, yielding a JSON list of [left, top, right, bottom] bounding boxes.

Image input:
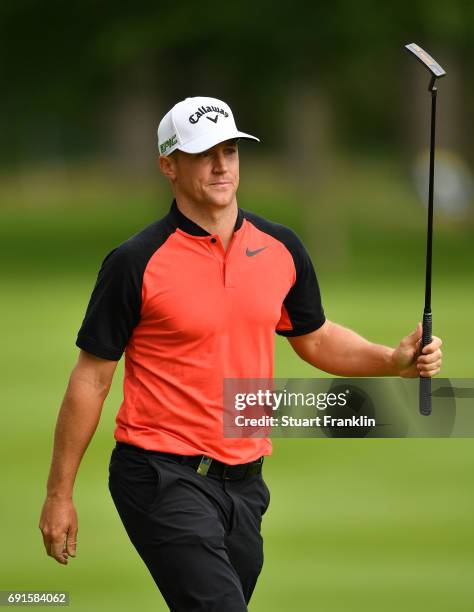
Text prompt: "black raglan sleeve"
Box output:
[[276, 229, 326, 337], [75, 245, 142, 360]]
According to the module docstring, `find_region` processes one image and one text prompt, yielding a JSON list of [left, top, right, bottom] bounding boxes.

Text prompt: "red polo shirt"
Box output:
[[76, 200, 325, 463]]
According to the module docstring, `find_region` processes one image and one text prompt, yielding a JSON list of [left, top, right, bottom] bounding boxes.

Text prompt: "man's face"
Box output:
[[160, 139, 239, 208]]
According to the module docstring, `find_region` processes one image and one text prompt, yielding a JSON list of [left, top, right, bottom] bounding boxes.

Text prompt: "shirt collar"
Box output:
[[168, 199, 244, 236]]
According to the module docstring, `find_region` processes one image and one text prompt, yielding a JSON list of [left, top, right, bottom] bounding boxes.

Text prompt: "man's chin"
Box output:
[[205, 190, 237, 207]]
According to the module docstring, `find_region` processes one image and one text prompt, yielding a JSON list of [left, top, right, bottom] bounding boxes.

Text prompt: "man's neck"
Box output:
[[175, 197, 238, 250]]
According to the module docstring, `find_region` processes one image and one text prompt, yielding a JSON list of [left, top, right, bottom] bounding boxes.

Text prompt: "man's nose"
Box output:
[[212, 151, 227, 172]]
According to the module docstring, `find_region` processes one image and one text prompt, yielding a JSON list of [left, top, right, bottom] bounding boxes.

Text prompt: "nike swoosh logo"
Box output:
[[246, 247, 268, 257], [206, 114, 219, 123]]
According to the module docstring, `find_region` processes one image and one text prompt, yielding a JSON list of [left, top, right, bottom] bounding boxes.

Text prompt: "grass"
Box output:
[[1, 156, 473, 610], [2, 273, 473, 611]]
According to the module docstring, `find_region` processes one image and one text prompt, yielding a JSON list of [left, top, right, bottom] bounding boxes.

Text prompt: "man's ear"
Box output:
[[159, 154, 177, 180]]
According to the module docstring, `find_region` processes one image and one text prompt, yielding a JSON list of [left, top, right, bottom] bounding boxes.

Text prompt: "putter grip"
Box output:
[[419, 311, 432, 416]]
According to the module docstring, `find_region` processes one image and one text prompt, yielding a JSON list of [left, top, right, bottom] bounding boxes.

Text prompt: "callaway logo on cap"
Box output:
[[157, 96, 260, 156]]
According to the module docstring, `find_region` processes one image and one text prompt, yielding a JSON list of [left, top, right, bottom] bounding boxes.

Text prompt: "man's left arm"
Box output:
[[288, 319, 442, 378]]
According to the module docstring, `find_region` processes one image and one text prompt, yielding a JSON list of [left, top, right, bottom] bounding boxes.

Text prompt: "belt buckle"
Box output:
[[196, 455, 212, 476]]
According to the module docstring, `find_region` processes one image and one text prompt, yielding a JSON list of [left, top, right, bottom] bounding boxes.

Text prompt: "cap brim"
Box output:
[[177, 130, 260, 154]]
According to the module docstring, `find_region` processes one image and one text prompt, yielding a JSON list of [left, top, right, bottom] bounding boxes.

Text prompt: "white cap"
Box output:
[[157, 96, 260, 156]]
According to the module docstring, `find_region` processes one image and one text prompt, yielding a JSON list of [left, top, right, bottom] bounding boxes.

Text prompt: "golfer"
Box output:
[[39, 96, 442, 611]]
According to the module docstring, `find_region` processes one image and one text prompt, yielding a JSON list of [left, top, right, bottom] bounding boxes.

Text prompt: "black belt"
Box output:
[[115, 442, 264, 481]]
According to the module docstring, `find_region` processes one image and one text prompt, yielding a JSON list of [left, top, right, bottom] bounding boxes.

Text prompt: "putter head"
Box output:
[[405, 43, 446, 78]]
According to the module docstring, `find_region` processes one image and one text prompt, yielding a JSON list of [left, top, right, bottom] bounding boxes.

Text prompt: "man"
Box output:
[[39, 96, 442, 611]]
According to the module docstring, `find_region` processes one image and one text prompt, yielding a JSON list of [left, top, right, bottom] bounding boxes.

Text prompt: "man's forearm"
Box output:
[[46, 368, 109, 499], [303, 321, 398, 376]]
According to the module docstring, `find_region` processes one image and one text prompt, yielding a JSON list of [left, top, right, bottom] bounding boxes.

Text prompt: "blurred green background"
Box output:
[[1, 2, 473, 611]]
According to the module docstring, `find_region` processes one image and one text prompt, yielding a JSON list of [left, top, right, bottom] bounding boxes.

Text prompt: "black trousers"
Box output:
[[108, 443, 271, 611]]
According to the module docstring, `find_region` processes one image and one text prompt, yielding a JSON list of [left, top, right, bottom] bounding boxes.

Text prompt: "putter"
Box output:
[[404, 43, 446, 416]]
